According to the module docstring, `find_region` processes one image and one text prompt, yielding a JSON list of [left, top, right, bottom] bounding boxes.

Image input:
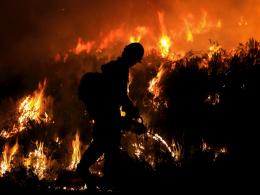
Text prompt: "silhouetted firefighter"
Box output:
[[77, 43, 145, 189]]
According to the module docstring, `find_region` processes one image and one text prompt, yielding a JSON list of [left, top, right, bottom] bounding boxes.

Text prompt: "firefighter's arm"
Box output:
[[122, 95, 147, 134], [122, 94, 140, 119]]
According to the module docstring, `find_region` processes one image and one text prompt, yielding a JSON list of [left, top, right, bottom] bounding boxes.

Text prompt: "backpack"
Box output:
[[78, 72, 105, 118]]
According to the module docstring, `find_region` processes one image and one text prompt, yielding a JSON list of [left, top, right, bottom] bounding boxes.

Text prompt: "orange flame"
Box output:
[[217, 19, 222, 28], [99, 28, 124, 50], [158, 12, 166, 35], [238, 16, 248, 26], [197, 11, 208, 32], [186, 29, 193, 42], [0, 80, 51, 139], [18, 80, 48, 127], [184, 11, 210, 43], [129, 36, 141, 43], [159, 35, 172, 57], [68, 131, 81, 170], [58, 5, 258, 62], [24, 141, 48, 180], [184, 17, 194, 42], [0, 140, 19, 177], [208, 42, 222, 59], [148, 64, 165, 98], [73, 37, 95, 55], [129, 26, 147, 43], [157, 12, 172, 57]]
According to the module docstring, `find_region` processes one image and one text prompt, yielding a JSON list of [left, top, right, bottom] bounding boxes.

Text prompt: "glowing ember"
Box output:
[[202, 141, 211, 151], [24, 141, 48, 180], [171, 139, 182, 161], [206, 93, 220, 106], [132, 142, 145, 158], [54, 136, 62, 145], [122, 130, 182, 169], [0, 79, 51, 139], [89, 154, 104, 177], [201, 140, 227, 160], [214, 147, 228, 160], [54, 184, 88, 191], [147, 132, 176, 159], [68, 131, 81, 170], [0, 140, 19, 177]]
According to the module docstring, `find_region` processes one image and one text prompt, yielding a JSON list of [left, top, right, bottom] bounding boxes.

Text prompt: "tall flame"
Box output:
[[0, 140, 19, 177], [18, 80, 48, 128], [148, 64, 165, 98], [159, 35, 172, 57], [68, 131, 81, 170], [186, 29, 194, 42]]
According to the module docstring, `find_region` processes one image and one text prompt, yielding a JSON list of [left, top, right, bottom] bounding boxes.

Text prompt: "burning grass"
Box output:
[[0, 80, 53, 139], [0, 39, 259, 192]]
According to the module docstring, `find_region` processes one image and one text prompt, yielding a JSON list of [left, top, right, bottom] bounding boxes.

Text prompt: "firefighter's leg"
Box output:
[[76, 140, 103, 184], [103, 133, 121, 187]]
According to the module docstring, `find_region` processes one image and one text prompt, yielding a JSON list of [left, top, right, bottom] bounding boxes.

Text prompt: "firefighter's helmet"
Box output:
[[122, 42, 144, 63]]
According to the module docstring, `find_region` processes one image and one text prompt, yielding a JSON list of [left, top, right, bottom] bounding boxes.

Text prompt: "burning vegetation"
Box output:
[[0, 37, 258, 191], [0, 0, 259, 192], [0, 80, 53, 139], [0, 140, 18, 177]]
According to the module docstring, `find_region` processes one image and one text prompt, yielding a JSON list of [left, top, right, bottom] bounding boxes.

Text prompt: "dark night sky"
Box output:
[[0, 0, 160, 65]]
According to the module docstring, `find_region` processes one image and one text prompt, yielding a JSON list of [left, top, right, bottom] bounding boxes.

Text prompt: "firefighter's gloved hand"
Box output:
[[134, 116, 143, 124], [132, 116, 146, 135]]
